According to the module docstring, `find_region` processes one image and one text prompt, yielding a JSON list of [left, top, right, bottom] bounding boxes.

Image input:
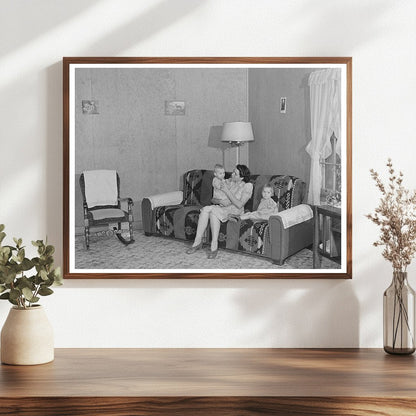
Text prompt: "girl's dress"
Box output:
[[243, 197, 277, 220], [210, 181, 253, 222]]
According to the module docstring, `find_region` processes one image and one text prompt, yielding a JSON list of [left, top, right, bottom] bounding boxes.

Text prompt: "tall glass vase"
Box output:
[[383, 271, 415, 355]]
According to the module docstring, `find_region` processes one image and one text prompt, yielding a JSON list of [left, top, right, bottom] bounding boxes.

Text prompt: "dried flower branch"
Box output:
[[366, 159, 416, 272]]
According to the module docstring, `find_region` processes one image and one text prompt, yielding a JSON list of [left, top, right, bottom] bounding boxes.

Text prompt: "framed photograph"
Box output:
[[165, 100, 186, 115], [280, 97, 287, 113], [82, 100, 99, 114], [63, 57, 352, 279]]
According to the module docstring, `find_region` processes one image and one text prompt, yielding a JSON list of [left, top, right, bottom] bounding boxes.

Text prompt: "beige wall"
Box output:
[[75, 68, 248, 228], [248, 68, 316, 188], [2, 0, 415, 349]]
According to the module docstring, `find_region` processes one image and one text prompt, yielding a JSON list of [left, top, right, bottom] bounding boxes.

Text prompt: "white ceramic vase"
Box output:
[[1, 305, 54, 365]]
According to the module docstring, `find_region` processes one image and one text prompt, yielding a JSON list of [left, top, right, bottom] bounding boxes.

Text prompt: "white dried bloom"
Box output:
[[366, 159, 416, 272]]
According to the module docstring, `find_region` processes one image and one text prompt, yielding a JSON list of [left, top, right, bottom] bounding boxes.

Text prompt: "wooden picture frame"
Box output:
[[63, 57, 352, 279]]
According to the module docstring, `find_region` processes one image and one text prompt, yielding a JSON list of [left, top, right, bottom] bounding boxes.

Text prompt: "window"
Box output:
[[320, 133, 341, 207]]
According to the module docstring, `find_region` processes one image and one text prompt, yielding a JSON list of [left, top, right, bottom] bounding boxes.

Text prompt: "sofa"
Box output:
[[141, 169, 314, 265]]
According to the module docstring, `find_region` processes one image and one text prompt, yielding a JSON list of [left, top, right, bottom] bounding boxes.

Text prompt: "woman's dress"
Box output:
[[210, 181, 253, 222]]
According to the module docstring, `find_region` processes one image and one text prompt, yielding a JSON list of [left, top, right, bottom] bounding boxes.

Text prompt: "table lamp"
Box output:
[[221, 122, 254, 165]]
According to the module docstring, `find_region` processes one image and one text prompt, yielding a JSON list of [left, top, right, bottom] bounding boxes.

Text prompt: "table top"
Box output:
[[1, 348, 415, 398], [316, 204, 341, 217]]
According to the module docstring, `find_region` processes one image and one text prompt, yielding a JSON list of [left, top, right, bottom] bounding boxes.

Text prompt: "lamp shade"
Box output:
[[221, 122, 254, 144]]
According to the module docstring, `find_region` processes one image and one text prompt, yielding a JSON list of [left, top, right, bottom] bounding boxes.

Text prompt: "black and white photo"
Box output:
[[63, 58, 352, 279]]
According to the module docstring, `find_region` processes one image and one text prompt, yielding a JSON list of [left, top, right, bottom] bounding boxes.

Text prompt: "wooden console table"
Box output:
[[1, 348, 416, 415]]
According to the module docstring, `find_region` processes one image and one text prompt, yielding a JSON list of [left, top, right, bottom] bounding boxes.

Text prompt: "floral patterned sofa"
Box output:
[[141, 169, 314, 265]]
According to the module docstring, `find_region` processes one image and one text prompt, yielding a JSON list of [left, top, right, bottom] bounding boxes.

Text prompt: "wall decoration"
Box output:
[[82, 100, 99, 114], [280, 97, 287, 113], [165, 100, 185, 115], [63, 57, 352, 279]]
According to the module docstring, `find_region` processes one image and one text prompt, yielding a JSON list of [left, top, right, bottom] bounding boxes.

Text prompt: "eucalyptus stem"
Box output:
[[0, 224, 62, 309]]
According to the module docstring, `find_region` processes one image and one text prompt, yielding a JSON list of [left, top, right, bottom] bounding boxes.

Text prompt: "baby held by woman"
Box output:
[[202, 164, 231, 213], [211, 164, 231, 206]]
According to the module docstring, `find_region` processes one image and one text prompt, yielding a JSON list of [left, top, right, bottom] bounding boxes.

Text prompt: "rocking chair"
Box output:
[[79, 170, 134, 249]]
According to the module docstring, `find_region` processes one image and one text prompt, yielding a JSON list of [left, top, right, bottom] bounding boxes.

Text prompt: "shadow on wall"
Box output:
[[45, 0, 205, 263], [79, 0, 205, 55], [46, 62, 64, 263], [296, 0, 393, 52], [58, 277, 359, 348], [233, 280, 359, 347], [2, 0, 204, 57], [1, 0, 102, 56], [208, 125, 228, 168]]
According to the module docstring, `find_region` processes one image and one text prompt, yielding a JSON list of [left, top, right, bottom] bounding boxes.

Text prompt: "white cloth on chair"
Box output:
[[146, 191, 183, 209], [275, 204, 314, 229], [83, 170, 118, 208]]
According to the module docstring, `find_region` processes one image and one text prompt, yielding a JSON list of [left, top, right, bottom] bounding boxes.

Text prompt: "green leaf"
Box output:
[[0, 291, 17, 306], [40, 269, 48, 281], [8, 297, 18, 306], [0, 232, 6, 244], [12, 238, 23, 249], [42, 256, 54, 266], [17, 248, 25, 263], [38, 287, 53, 296], [20, 258, 34, 271], [0, 224, 4, 232], [22, 287, 34, 301], [9, 288, 21, 301], [0, 246, 11, 256], [2, 271, 17, 285], [3, 245, 17, 251], [0, 246, 9, 254], [34, 274, 43, 285], [17, 276, 35, 290], [51, 267, 63, 285], [45, 245, 55, 256], [0, 285, 6, 294]]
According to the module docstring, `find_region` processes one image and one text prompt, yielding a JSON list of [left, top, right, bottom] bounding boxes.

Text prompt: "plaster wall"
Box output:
[[74, 68, 247, 228], [249, 68, 314, 184], [1, 0, 415, 348]]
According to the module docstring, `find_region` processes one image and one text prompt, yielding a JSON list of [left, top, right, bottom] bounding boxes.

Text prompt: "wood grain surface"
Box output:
[[1, 348, 414, 415]]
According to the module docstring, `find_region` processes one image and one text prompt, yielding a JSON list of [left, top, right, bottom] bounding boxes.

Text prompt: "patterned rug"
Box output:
[[75, 232, 340, 270]]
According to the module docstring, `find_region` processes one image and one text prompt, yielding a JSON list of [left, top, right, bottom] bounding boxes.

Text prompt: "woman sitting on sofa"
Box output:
[[186, 164, 253, 259]]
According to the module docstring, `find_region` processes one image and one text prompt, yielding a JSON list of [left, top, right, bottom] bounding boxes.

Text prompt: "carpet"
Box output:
[[75, 232, 340, 271]]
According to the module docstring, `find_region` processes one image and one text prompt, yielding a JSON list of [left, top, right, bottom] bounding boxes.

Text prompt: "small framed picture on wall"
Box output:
[[280, 97, 287, 113]]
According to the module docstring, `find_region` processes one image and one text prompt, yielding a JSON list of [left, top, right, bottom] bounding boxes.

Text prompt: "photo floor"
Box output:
[[74, 232, 340, 270]]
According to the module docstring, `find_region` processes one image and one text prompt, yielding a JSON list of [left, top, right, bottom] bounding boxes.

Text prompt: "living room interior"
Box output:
[[73, 66, 341, 271], [73, 67, 314, 232], [1, 1, 416, 414]]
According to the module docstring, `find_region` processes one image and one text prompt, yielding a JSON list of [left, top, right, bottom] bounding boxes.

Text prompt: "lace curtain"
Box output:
[[305, 68, 341, 205]]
